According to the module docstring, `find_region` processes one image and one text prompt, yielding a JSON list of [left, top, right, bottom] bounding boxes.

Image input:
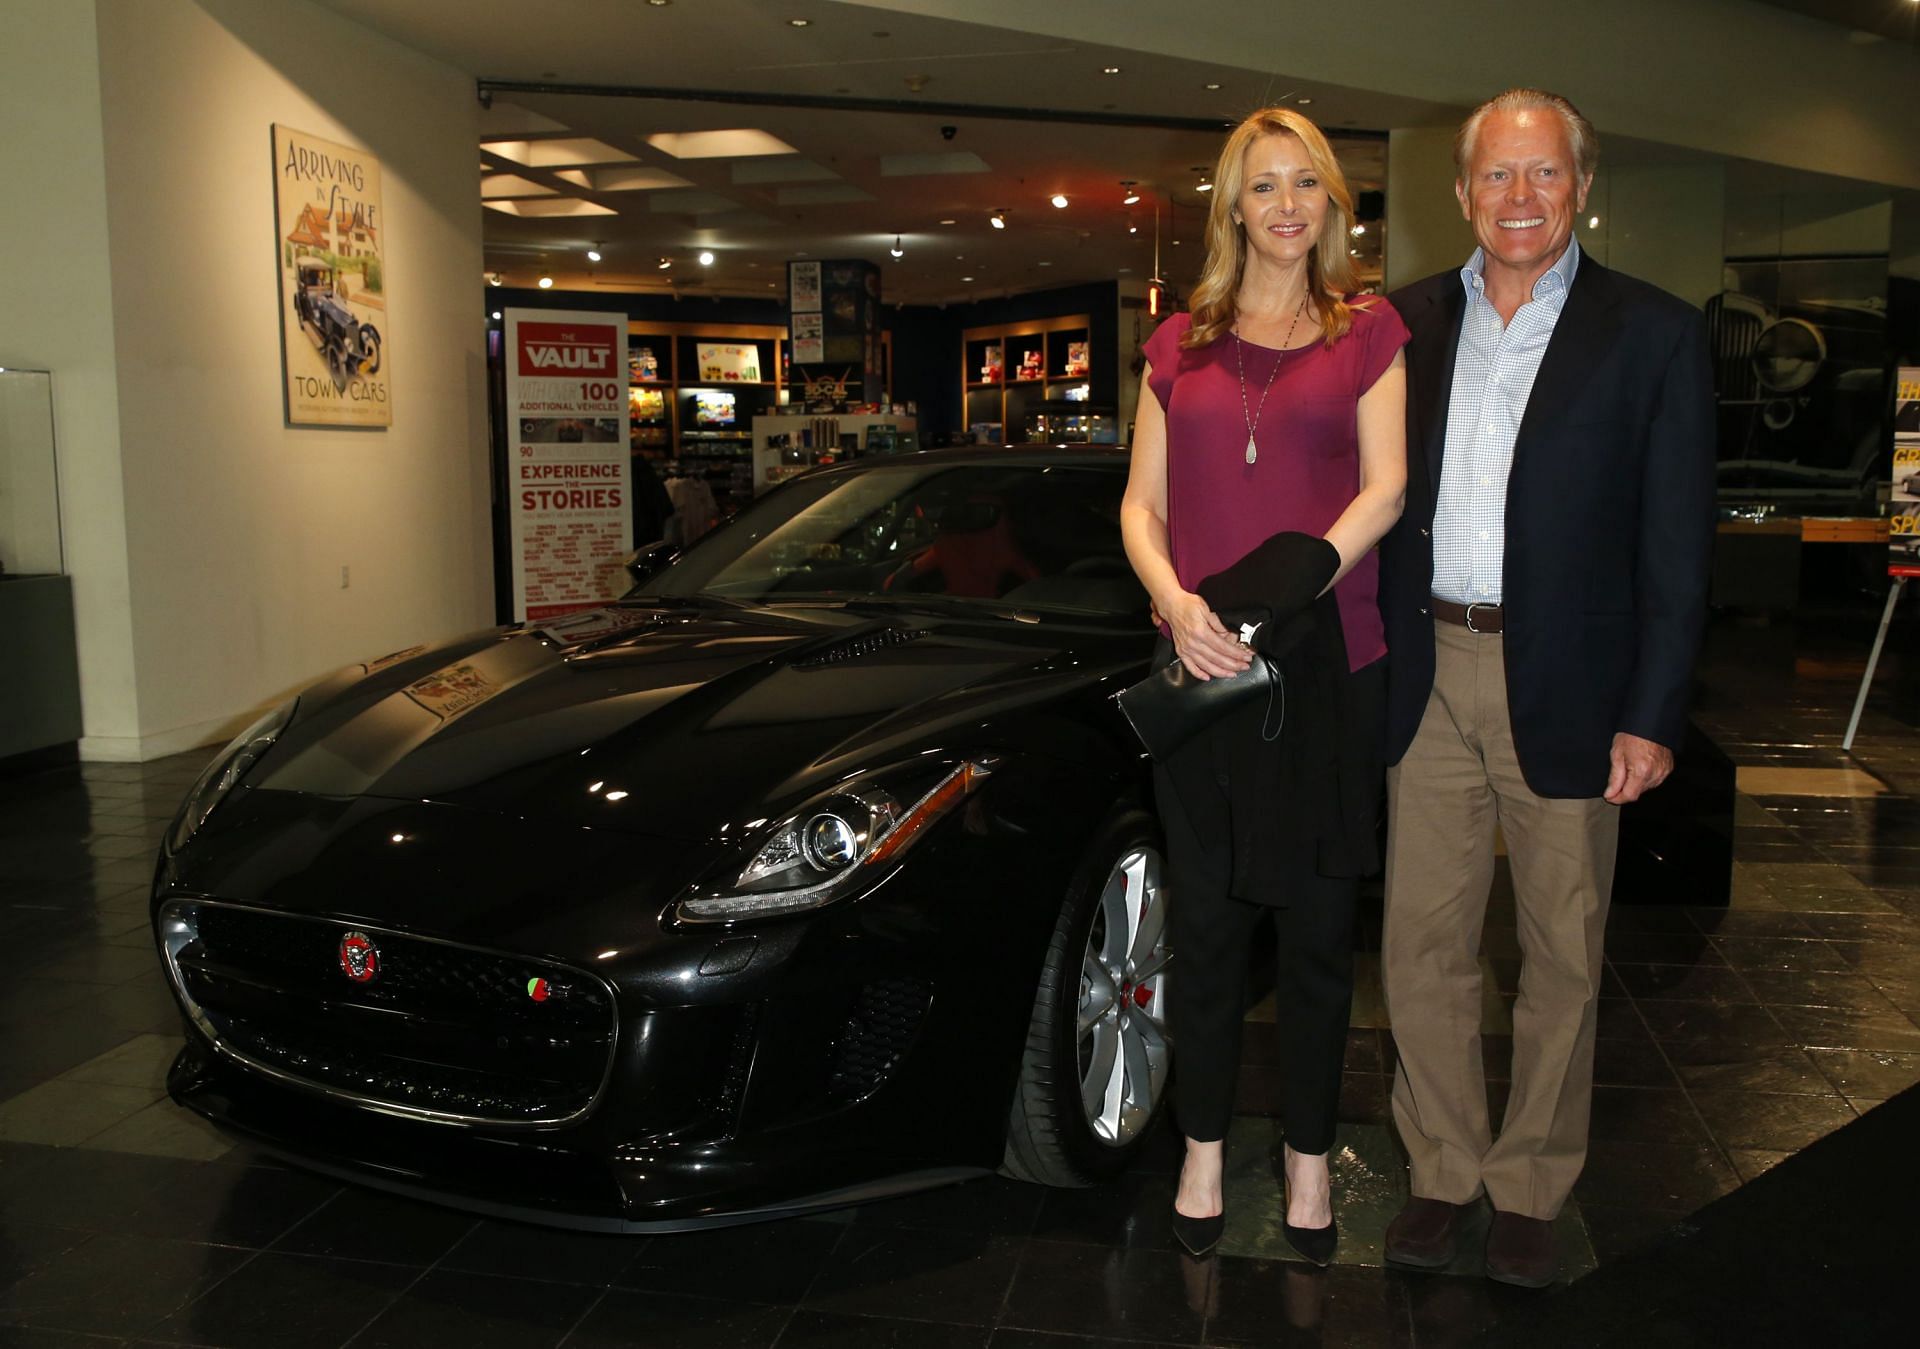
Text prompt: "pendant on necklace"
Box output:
[[1245, 435, 1258, 465]]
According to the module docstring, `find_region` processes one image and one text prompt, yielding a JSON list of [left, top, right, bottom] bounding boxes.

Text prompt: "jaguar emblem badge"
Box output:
[[338, 930, 380, 983]]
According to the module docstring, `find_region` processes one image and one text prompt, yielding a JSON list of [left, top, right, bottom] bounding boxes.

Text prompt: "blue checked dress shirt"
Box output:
[[1431, 239, 1582, 606]]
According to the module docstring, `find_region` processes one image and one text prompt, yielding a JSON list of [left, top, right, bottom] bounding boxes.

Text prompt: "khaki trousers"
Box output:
[[1383, 619, 1619, 1220]]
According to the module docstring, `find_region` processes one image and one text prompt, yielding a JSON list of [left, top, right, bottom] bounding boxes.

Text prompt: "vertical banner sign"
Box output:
[[1893, 367, 1920, 578], [272, 126, 391, 427], [504, 309, 633, 622]]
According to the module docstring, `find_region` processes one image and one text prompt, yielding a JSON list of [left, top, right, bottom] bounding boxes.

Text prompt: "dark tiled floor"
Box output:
[[2, 610, 1919, 1345]]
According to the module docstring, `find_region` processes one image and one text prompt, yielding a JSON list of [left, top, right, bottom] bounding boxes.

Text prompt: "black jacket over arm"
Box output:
[[1379, 257, 1717, 799]]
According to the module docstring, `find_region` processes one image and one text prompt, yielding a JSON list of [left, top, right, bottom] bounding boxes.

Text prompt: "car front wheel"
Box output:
[[1002, 808, 1171, 1186]]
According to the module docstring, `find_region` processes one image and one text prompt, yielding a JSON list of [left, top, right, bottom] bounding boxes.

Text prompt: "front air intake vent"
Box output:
[[827, 976, 932, 1100], [791, 628, 929, 670]]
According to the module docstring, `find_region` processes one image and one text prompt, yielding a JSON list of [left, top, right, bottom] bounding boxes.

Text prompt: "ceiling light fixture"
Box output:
[[1296, 96, 1313, 105], [1203, 81, 1222, 91], [697, 250, 715, 266], [1349, 224, 1365, 237], [1196, 180, 1213, 193], [486, 271, 503, 286], [938, 217, 956, 225], [537, 274, 554, 289], [1102, 66, 1121, 75], [491, 311, 502, 320], [1050, 193, 1069, 209], [647, 0, 671, 6], [890, 235, 904, 258], [788, 17, 810, 26], [1121, 181, 1140, 205], [657, 257, 673, 270], [990, 210, 1007, 229], [1588, 215, 1601, 229], [962, 275, 974, 282], [586, 248, 602, 262]]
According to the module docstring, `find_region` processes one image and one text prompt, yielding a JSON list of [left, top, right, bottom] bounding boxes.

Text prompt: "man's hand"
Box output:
[[1605, 733, 1674, 805]]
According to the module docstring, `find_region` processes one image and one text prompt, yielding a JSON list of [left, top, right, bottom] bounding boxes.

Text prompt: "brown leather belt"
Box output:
[[1432, 597, 1504, 633]]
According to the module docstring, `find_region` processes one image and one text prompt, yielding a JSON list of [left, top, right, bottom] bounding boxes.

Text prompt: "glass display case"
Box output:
[[1, 367, 64, 577], [0, 367, 83, 757]]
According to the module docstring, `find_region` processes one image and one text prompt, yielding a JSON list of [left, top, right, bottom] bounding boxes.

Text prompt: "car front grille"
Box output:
[[159, 899, 617, 1126]]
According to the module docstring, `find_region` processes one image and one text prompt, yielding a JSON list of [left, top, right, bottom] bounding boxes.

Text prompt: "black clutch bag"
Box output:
[[1117, 618, 1278, 760]]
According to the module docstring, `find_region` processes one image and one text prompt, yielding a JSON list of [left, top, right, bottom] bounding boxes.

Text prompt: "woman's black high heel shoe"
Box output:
[[1171, 1205, 1225, 1258], [1282, 1176, 1337, 1267]]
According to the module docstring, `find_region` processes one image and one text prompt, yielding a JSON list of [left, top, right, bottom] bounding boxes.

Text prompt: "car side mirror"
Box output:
[[624, 542, 679, 588]]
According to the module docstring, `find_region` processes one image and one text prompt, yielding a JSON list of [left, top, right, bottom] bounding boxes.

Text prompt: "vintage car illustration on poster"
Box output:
[[292, 258, 383, 390]]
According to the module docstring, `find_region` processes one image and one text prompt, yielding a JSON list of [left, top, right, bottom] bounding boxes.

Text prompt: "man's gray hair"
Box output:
[[1454, 88, 1599, 182]]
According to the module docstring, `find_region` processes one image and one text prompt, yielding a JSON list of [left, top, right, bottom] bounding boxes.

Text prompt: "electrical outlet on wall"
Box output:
[[340, 565, 350, 589]]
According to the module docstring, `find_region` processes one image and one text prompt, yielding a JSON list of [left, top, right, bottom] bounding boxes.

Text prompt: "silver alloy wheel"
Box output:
[[1076, 845, 1170, 1146]]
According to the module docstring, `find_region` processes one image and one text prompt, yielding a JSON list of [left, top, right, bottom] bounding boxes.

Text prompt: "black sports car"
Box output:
[[154, 448, 1174, 1230]]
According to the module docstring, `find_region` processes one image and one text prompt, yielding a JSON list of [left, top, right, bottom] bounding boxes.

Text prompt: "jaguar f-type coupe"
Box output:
[[154, 448, 1174, 1230]]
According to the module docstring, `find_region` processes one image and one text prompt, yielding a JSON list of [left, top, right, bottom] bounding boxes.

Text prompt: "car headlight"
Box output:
[[676, 758, 994, 923], [165, 699, 298, 855]]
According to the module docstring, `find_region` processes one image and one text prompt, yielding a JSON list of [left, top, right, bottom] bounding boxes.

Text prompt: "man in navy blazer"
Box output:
[[1377, 89, 1715, 1288]]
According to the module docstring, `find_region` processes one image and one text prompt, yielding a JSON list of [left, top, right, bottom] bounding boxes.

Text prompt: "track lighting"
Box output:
[[486, 272, 503, 287], [1121, 181, 1140, 205], [890, 236, 904, 258], [657, 257, 673, 270], [537, 274, 553, 289], [1050, 194, 1069, 209], [697, 250, 715, 266], [586, 248, 602, 262], [990, 210, 1006, 229]]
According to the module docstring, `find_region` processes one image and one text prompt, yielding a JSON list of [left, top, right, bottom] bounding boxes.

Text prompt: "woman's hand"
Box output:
[[1162, 590, 1252, 680]]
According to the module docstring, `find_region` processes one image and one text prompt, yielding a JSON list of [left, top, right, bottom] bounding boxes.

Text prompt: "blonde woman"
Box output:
[[1119, 107, 1407, 1262]]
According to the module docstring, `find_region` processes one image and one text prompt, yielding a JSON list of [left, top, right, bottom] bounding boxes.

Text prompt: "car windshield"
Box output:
[[631, 460, 1147, 621]]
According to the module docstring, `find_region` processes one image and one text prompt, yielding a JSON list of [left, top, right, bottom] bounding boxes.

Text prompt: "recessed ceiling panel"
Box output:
[[483, 198, 619, 218], [648, 190, 744, 215], [480, 173, 558, 199], [774, 184, 876, 206], [879, 152, 992, 177], [730, 158, 838, 185], [646, 129, 798, 159], [552, 166, 694, 192], [477, 101, 570, 137], [483, 137, 637, 167]]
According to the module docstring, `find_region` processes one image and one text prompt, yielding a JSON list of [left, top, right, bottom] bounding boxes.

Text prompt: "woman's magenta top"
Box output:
[[1144, 300, 1409, 670]]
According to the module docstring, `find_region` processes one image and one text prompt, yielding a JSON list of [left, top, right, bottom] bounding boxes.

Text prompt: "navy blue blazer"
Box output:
[[1379, 257, 1717, 798]]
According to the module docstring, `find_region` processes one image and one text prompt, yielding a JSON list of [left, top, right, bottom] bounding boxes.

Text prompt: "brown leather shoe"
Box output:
[[1485, 1210, 1557, 1288], [1384, 1196, 1462, 1269]]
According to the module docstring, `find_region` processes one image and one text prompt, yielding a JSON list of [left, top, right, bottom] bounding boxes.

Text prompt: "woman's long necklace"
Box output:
[[1233, 289, 1309, 465]]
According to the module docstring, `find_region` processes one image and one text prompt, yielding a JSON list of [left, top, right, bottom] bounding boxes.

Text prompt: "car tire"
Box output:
[[1002, 807, 1171, 1186]]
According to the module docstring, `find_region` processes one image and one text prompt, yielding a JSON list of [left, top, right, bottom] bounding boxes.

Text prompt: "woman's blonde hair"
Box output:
[[1182, 107, 1361, 350]]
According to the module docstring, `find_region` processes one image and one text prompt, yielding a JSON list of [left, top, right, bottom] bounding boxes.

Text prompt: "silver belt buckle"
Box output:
[[1464, 602, 1497, 633]]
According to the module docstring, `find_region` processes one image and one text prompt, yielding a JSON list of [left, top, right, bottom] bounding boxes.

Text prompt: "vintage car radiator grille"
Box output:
[[827, 976, 933, 1100], [159, 899, 617, 1126]]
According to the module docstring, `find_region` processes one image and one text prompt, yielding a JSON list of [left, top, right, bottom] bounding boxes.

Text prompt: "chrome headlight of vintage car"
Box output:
[[676, 758, 995, 923], [164, 699, 298, 855]]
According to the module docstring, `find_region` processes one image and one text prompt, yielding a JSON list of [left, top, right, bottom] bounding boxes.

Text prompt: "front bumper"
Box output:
[[168, 1035, 988, 1232]]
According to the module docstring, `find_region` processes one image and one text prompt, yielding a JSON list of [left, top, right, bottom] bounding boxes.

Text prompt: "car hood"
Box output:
[[253, 602, 1144, 843]]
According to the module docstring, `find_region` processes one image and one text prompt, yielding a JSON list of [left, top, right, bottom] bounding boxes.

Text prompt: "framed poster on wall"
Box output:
[[1893, 367, 1920, 578], [504, 309, 633, 621], [789, 260, 821, 312], [271, 125, 391, 427]]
